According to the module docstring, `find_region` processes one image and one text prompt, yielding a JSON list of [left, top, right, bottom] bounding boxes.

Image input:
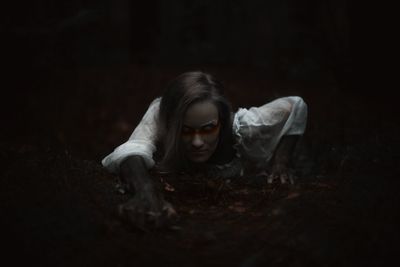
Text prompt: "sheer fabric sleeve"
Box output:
[[232, 96, 307, 163], [101, 97, 161, 174]]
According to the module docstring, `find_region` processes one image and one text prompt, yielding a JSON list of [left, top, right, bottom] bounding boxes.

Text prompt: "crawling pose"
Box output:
[[102, 71, 307, 228]]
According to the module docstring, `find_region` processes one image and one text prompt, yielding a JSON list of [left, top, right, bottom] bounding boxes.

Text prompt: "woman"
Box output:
[[102, 71, 307, 228]]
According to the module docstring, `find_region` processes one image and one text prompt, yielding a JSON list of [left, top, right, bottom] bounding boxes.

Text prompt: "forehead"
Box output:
[[183, 100, 219, 127]]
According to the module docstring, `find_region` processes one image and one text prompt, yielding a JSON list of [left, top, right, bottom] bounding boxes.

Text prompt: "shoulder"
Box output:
[[232, 97, 291, 125], [232, 96, 307, 132], [148, 97, 162, 110], [263, 96, 306, 110], [253, 96, 307, 119]]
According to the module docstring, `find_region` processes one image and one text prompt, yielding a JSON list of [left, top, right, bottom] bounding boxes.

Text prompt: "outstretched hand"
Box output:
[[266, 135, 300, 185], [267, 163, 296, 184], [118, 155, 178, 231], [118, 191, 177, 231]]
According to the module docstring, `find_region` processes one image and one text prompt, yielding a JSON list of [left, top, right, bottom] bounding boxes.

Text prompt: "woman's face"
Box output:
[[181, 100, 220, 163]]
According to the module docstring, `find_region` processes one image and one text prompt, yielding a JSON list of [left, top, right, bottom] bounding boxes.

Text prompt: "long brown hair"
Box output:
[[156, 71, 234, 171]]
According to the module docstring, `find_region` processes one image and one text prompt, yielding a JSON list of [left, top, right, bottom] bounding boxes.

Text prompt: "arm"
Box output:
[[118, 155, 176, 230], [233, 96, 307, 164], [268, 96, 307, 184], [272, 135, 299, 167], [120, 155, 158, 195], [269, 135, 300, 184], [102, 98, 176, 229], [235, 96, 306, 183], [102, 97, 161, 173]]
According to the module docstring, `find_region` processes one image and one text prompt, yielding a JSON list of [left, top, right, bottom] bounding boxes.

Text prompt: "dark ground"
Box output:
[[1, 65, 399, 266]]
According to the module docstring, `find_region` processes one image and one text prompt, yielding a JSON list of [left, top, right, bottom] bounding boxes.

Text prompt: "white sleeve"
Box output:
[[233, 96, 307, 163], [280, 96, 308, 135], [101, 97, 161, 174]]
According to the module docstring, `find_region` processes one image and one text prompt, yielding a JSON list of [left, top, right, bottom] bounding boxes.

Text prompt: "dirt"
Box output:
[[1, 65, 399, 266]]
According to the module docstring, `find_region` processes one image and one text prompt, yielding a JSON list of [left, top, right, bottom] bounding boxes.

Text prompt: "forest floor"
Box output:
[[1, 65, 399, 266]]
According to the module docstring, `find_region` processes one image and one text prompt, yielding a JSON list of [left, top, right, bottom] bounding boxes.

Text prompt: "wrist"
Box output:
[[136, 181, 164, 199], [273, 155, 289, 166]]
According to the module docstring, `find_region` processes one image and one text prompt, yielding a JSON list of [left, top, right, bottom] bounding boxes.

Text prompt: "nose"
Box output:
[[191, 133, 205, 149]]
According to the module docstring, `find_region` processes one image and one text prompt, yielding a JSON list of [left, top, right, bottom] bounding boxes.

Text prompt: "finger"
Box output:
[[288, 173, 295, 185], [115, 183, 126, 194], [267, 175, 274, 184], [146, 211, 162, 217], [154, 213, 164, 228], [167, 207, 178, 219], [163, 203, 177, 219], [280, 173, 288, 184], [145, 211, 162, 228], [117, 203, 134, 220], [134, 211, 147, 231], [257, 171, 269, 177], [151, 206, 176, 228], [117, 204, 125, 217]]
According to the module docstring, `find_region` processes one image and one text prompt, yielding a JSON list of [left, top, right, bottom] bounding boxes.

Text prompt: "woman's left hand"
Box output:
[[267, 135, 299, 184], [267, 163, 295, 184]]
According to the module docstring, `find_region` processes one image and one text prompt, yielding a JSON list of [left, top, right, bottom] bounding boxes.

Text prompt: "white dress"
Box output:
[[102, 96, 308, 176]]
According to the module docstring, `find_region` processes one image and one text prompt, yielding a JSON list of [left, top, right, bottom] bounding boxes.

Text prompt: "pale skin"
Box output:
[[181, 100, 220, 163], [118, 100, 299, 229]]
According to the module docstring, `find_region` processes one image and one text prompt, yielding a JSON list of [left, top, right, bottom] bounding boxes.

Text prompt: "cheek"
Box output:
[[205, 132, 220, 148], [181, 136, 191, 148]]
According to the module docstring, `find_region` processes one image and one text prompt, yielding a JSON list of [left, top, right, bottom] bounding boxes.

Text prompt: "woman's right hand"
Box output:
[[118, 190, 177, 230], [118, 155, 177, 230]]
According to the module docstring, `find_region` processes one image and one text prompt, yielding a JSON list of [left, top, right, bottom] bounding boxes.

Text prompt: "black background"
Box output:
[[1, 1, 398, 266]]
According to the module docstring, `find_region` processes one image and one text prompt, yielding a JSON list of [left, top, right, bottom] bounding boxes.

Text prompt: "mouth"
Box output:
[[190, 150, 208, 155]]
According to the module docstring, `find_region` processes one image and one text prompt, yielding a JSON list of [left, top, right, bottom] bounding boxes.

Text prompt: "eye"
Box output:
[[201, 123, 219, 134], [182, 127, 194, 135]]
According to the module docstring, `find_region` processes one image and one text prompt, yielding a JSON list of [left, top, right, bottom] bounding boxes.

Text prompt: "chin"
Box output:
[[188, 156, 210, 163], [186, 148, 218, 164], [187, 152, 212, 163]]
